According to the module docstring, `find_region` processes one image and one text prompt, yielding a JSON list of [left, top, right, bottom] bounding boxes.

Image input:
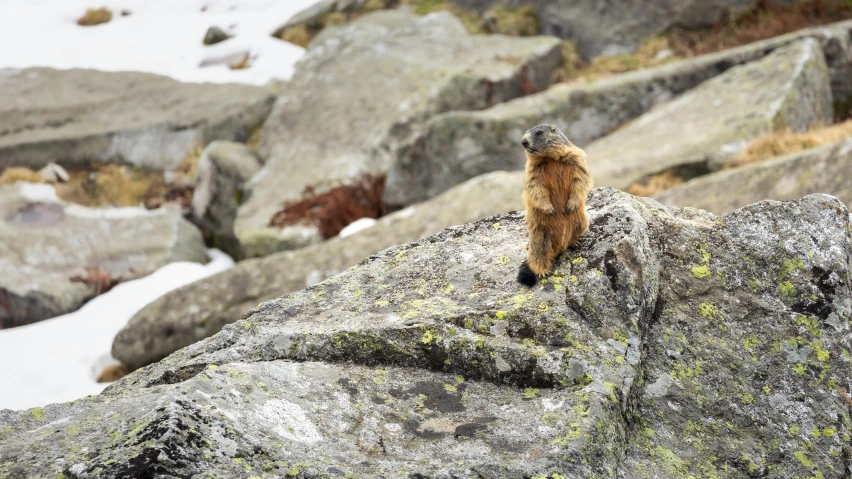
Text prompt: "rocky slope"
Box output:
[[383, 20, 852, 207], [3, 189, 851, 477], [0, 183, 208, 327], [113, 171, 525, 370], [236, 10, 562, 257], [655, 138, 852, 214]]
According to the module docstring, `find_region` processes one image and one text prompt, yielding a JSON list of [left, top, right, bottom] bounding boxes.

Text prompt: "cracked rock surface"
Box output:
[[2, 189, 851, 477]]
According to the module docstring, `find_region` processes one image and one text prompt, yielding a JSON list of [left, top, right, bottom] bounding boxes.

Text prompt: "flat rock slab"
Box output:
[[588, 38, 833, 189], [236, 10, 562, 257], [0, 68, 275, 172], [113, 171, 525, 370], [0, 183, 208, 327], [655, 138, 852, 214], [383, 20, 852, 207], [4, 188, 851, 477]]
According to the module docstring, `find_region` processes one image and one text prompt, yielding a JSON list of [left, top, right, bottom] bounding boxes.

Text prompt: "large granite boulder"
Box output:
[[4, 189, 851, 477], [0, 68, 275, 172], [590, 38, 832, 189], [0, 183, 208, 328], [236, 11, 562, 257], [113, 171, 525, 370], [383, 20, 852, 207], [191, 141, 263, 261], [655, 138, 852, 214]]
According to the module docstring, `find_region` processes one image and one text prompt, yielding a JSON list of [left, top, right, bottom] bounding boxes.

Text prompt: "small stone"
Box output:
[[203, 26, 231, 46], [37, 162, 69, 183]]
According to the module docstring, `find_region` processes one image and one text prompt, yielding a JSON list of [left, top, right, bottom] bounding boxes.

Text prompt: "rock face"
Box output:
[[113, 171, 525, 370], [5, 189, 852, 477], [383, 20, 852, 207], [236, 11, 562, 257], [191, 141, 263, 260], [655, 139, 852, 214], [0, 68, 275, 172], [0, 183, 208, 328], [590, 38, 832, 189]]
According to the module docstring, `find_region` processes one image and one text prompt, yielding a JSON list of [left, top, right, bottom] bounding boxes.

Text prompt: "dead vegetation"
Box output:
[[726, 120, 852, 169], [626, 120, 852, 197], [553, 0, 852, 85], [276, 0, 392, 47], [70, 266, 120, 295], [667, 0, 852, 57], [269, 175, 388, 239], [77, 7, 113, 26], [0, 167, 45, 185], [1, 149, 200, 210], [626, 169, 688, 197]]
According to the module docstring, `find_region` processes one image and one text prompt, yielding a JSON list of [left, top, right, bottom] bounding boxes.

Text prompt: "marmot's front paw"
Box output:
[[565, 199, 579, 213], [542, 205, 557, 216]]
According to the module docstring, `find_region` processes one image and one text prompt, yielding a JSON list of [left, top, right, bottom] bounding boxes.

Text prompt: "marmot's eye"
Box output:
[[535, 131, 543, 137]]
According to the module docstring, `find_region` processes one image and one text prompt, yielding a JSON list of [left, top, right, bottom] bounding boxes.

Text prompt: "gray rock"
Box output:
[[590, 38, 832, 189], [113, 171, 524, 370], [0, 68, 275, 172], [191, 141, 263, 260], [383, 20, 852, 207], [202, 26, 230, 45], [0, 183, 208, 328], [654, 138, 852, 214], [452, 0, 800, 59], [6, 189, 852, 478], [236, 11, 562, 257]]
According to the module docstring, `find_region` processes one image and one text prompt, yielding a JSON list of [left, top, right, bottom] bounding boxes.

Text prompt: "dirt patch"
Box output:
[[269, 175, 388, 239]]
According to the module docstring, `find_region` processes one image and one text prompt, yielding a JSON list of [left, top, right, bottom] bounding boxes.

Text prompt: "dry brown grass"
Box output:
[[726, 120, 852, 169], [77, 7, 112, 26], [626, 168, 687, 197], [0, 167, 45, 185], [276, 0, 395, 47], [482, 5, 540, 36], [54, 148, 200, 209], [668, 0, 852, 57], [269, 175, 388, 239]]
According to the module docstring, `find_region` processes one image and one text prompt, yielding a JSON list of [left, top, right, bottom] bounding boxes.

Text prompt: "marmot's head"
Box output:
[[521, 124, 572, 159]]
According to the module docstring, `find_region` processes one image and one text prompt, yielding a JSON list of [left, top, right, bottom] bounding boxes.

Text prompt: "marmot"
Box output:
[[517, 124, 592, 287]]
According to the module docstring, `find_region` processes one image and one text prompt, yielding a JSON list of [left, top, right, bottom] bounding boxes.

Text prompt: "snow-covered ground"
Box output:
[[0, 0, 324, 85], [0, 250, 234, 412]]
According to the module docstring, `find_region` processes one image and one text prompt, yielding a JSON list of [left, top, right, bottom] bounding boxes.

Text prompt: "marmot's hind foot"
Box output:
[[517, 261, 538, 287]]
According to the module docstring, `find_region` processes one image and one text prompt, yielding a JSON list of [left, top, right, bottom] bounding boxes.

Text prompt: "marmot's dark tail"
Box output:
[[517, 261, 538, 287]]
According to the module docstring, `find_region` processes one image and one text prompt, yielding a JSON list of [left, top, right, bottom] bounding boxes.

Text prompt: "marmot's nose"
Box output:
[[521, 139, 529, 149]]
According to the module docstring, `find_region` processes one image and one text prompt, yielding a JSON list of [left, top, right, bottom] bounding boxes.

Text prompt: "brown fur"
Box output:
[[519, 125, 592, 284]]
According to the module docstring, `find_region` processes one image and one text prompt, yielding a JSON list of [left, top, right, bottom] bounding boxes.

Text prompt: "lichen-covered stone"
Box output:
[[655, 138, 852, 214], [114, 171, 525, 370], [0, 68, 274, 172], [5, 188, 851, 477], [236, 10, 562, 256], [589, 38, 833, 189], [0, 183, 208, 328], [383, 21, 852, 207]]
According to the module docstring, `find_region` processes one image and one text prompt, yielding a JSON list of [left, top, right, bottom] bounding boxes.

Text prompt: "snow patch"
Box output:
[[0, 0, 325, 85], [0, 249, 234, 411]]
